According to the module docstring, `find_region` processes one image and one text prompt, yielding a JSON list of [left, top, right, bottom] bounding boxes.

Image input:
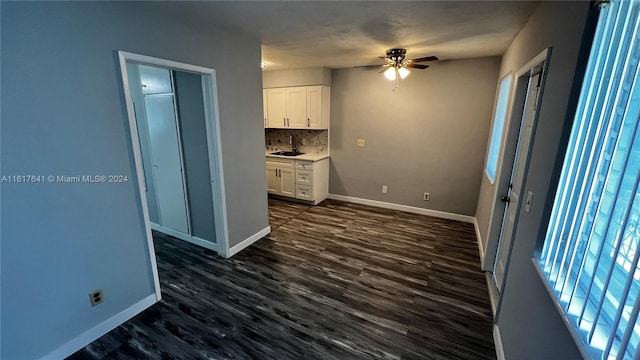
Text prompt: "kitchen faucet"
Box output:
[[289, 134, 297, 153]]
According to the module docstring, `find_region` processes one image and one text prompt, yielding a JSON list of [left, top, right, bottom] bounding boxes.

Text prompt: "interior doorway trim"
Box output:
[[485, 48, 552, 322], [482, 48, 552, 272], [117, 52, 230, 276]]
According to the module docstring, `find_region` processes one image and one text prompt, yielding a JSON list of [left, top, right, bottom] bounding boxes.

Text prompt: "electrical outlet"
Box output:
[[89, 289, 104, 307], [382, 185, 388, 194], [423, 192, 430, 201], [357, 139, 365, 147]]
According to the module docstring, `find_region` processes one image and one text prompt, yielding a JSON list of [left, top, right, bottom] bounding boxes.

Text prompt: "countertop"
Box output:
[[265, 152, 329, 162]]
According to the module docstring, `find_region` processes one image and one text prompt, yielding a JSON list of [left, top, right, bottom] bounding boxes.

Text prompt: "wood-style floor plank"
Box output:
[[69, 198, 495, 360]]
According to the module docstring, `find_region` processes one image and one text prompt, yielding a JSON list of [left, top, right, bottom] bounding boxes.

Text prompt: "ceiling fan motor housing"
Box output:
[[386, 48, 408, 66]]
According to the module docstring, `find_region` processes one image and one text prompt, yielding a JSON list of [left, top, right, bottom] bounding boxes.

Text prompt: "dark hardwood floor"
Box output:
[[69, 198, 495, 360]]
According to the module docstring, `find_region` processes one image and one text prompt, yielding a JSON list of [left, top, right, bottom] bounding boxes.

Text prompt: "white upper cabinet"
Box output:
[[265, 88, 287, 128], [307, 86, 330, 129], [264, 86, 330, 129], [286, 87, 307, 128], [263, 89, 268, 127]]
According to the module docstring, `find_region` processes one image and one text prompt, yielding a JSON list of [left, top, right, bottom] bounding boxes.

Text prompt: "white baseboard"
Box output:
[[150, 223, 218, 252], [227, 226, 271, 258], [327, 194, 475, 223], [474, 217, 486, 267], [485, 272, 498, 316], [42, 294, 157, 360], [493, 324, 506, 360]]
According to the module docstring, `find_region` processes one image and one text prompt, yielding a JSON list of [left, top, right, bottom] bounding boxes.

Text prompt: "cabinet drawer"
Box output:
[[296, 170, 313, 185], [296, 161, 313, 170], [266, 158, 294, 168], [296, 185, 313, 200]]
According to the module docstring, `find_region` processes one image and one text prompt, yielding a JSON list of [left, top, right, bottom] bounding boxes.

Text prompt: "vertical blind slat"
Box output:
[[618, 259, 640, 360], [604, 178, 640, 358]]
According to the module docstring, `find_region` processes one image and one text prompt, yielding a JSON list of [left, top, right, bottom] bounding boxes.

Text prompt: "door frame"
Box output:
[[118, 51, 230, 279], [494, 49, 551, 320], [482, 48, 552, 274]]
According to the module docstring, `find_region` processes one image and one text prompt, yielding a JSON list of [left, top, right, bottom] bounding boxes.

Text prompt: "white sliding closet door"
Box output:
[[144, 95, 189, 234], [139, 64, 190, 235]]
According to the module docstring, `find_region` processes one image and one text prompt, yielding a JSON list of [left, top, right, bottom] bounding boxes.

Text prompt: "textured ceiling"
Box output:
[[152, 1, 539, 70]]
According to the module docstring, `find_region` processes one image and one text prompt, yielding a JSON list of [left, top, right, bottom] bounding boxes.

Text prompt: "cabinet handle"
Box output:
[[283, 117, 286, 126], [265, 117, 267, 126]]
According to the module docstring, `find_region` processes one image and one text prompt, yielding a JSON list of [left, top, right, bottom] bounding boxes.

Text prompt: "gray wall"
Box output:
[[329, 57, 501, 216], [475, 1, 597, 358], [263, 67, 332, 88], [174, 71, 216, 243], [1, 1, 267, 358]]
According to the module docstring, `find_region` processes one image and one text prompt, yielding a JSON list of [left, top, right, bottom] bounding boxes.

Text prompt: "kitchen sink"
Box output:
[[271, 151, 305, 156]]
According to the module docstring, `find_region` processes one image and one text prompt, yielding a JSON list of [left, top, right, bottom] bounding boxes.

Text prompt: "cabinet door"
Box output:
[[263, 89, 269, 128], [266, 165, 281, 194], [280, 167, 296, 197], [286, 87, 307, 128], [307, 86, 322, 129], [266, 88, 287, 128]]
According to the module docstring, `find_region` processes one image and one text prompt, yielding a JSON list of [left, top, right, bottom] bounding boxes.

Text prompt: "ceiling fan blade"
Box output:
[[406, 63, 429, 69], [378, 64, 392, 73], [354, 64, 385, 69], [410, 56, 439, 63]]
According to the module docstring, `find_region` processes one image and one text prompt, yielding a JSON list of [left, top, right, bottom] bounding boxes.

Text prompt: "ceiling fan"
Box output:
[[358, 48, 438, 88]]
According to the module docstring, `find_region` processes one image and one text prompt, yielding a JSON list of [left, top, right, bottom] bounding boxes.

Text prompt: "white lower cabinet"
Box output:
[[266, 158, 295, 197], [266, 157, 328, 204]]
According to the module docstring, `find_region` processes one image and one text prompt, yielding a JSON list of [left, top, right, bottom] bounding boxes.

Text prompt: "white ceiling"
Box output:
[[154, 1, 539, 70]]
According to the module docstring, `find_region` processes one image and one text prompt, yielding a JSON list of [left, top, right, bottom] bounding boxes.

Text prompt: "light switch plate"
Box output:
[[525, 191, 533, 213]]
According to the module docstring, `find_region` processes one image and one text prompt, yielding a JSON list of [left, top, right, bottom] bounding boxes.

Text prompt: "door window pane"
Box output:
[[485, 74, 512, 183]]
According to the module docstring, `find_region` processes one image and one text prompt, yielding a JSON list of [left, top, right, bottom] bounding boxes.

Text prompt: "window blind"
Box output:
[[539, 1, 640, 358]]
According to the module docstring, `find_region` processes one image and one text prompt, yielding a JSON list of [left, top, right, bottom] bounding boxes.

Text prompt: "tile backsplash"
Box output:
[[265, 129, 328, 155]]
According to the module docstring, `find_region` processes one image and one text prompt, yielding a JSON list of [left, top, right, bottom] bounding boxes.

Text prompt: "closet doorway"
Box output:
[[118, 51, 229, 259]]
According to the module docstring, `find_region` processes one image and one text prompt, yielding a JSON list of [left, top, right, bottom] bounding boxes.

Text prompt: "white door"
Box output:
[[144, 94, 190, 234], [494, 71, 541, 291], [307, 86, 321, 129], [263, 89, 269, 127], [266, 88, 287, 128], [280, 167, 296, 197], [286, 87, 307, 128], [266, 165, 280, 194]]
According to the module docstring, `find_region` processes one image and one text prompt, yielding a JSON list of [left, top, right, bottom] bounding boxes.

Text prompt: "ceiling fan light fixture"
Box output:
[[398, 67, 410, 79], [360, 49, 436, 89], [384, 67, 397, 80]]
